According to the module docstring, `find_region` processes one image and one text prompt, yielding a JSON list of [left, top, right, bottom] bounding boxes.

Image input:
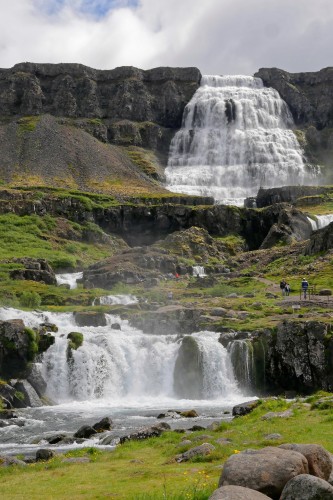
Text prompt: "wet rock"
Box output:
[[46, 434, 67, 445], [10, 258, 56, 285], [0, 320, 33, 379], [119, 422, 170, 444], [111, 323, 121, 330], [74, 425, 97, 439], [188, 425, 206, 431], [176, 443, 215, 462], [74, 311, 107, 327], [280, 474, 333, 499], [232, 400, 259, 417], [180, 410, 198, 418], [92, 417, 113, 432], [13, 380, 43, 408], [36, 449, 55, 461], [27, 363, 47, 397]]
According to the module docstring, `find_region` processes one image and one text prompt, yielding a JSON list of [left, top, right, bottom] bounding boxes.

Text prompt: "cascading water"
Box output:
[[0, 307, 251, 455], [192, 265, 206, 277], [92, 294, 138, 306], [307, 214, 333, 231], [166, 75, 317, 205], [228, 340, 254, 393], [0, 308, 241, 404], [55, 272, 83, 289]]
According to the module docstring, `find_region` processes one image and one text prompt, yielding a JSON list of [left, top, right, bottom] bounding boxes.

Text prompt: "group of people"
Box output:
[[280, 278, 309, 298], [279, 279, 291, 296]]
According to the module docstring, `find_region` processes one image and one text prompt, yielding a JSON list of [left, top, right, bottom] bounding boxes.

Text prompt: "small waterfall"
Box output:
[[192, 266, 206, 277], [56, 272, 83, 289], [166, 75, 317, 205], [308, 214, 333, 231], [228, 340, 254, 392], [0, 308, 243, 404], [92, 295, 138, 306]]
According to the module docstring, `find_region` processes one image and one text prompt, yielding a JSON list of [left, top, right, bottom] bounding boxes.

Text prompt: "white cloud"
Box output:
[[0, 0, 333, 74]]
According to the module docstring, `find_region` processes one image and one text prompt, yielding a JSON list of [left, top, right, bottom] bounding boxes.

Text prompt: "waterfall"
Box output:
[[165, 75, 317, 205], [92, 295, 138, 306], [56, 272, 83, 289], [192, 266, 206, 277], [0, 308, 242, 404], [228, 340, 254, 392], [307, 214, 333, 231]]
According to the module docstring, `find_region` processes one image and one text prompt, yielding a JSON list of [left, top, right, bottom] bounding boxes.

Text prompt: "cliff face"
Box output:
[[255, 67, 333, 178], [0, 63, 201, 192]]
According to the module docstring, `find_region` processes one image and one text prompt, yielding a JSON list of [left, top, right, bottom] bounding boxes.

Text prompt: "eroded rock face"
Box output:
[[0, 320, 32, 378], [305, 221, 333, 254], [260, 207, 312, 248], [255, 67, 333, 129], [267, 320, 333, 393], [9, 258, 56, 285]]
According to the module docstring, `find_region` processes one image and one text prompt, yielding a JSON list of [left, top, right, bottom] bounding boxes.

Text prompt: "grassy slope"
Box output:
[[1, 396, 332, 499]]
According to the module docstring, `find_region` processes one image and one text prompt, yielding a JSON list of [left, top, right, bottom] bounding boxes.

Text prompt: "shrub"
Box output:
[[19, 292, 41, 309]]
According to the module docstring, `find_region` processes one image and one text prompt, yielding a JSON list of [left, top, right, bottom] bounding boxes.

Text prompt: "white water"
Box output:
[[0, 308, 242, 405], [192, 265, 206, 277], [166, 75, 317, 205], [55, 272, 83, 289], [0, 307, 249, 455], [92, 294, 138, 306], [307, 214, 333, 231]]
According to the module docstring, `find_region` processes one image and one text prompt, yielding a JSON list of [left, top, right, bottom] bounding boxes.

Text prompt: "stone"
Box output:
[[0, 455, 27, 467], [209, 485, 271, 499], [207, 421, 221, 431], [279, 443, 332, 480], [280, 474, 333, 499], [119, 422, 170, 444], [319, 289, 332, 296], [264, 433, 283, 441], [74, 312, 107, 327], [92, 417, 113, 432], [111, 323, 121, 330], [261, 410, 293, 420], [216, 438, 232, 445], [36, 449, 55, 461], [176, 443, 215, 462], [62, 457, 90, 463], [27, 363, 47, 397], [74, 425, 97, 439], [189, 425, 206, 431], [178, 440, 192, 447], [218, 446, 309, 498], [13, 380, 43, 408], [46, 434, 67, 445], [232, 400, 259, 417], [193, 434, 213, 442], [180, 410, 198, 418]]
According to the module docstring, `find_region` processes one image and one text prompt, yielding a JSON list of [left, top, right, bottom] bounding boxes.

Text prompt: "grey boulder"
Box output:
[[280, 473, 333, 499], [209, 485, 271, 499]]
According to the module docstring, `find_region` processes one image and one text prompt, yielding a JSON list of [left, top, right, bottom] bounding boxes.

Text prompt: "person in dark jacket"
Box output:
[[301, 278, 309, 299]]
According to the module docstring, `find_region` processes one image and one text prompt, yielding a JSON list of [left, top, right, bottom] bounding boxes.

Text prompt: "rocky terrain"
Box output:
[[255, 67, 333, 180]]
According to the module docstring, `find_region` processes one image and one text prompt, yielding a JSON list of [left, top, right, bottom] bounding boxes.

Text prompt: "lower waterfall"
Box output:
[[0, 308, 243, 405]]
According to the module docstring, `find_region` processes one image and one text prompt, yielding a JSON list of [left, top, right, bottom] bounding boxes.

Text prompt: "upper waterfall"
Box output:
[[165, 75, 316, 205]]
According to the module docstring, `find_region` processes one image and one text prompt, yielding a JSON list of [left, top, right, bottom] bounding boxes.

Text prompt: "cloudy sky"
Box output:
[[1, 0, 332, 75]]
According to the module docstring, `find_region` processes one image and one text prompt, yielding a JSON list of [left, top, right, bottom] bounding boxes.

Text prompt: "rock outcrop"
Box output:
[[255, 67, 333, 176], [305, 221, 333, 254]]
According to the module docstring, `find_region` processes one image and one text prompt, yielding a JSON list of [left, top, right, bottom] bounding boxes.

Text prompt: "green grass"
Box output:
[[0, 396, 332, 499]]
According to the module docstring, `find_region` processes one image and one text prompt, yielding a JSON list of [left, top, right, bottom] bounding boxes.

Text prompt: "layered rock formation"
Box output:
[[255, 67, 333, 179]]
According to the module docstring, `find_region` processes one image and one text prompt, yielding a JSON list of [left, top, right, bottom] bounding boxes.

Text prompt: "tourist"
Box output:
[[301, 278, 309, 299], [285, 283, 290, 296], [280, 279, 287, 296], [167, 291, 173, 300]]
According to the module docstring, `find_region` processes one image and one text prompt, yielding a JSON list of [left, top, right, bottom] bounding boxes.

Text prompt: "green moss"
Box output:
[[17, 116, 40, 135], [67, 332, 84, 350]]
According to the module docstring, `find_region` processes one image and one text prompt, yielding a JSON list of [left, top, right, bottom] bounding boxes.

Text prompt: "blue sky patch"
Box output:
[[37, 0, 139, 18]]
